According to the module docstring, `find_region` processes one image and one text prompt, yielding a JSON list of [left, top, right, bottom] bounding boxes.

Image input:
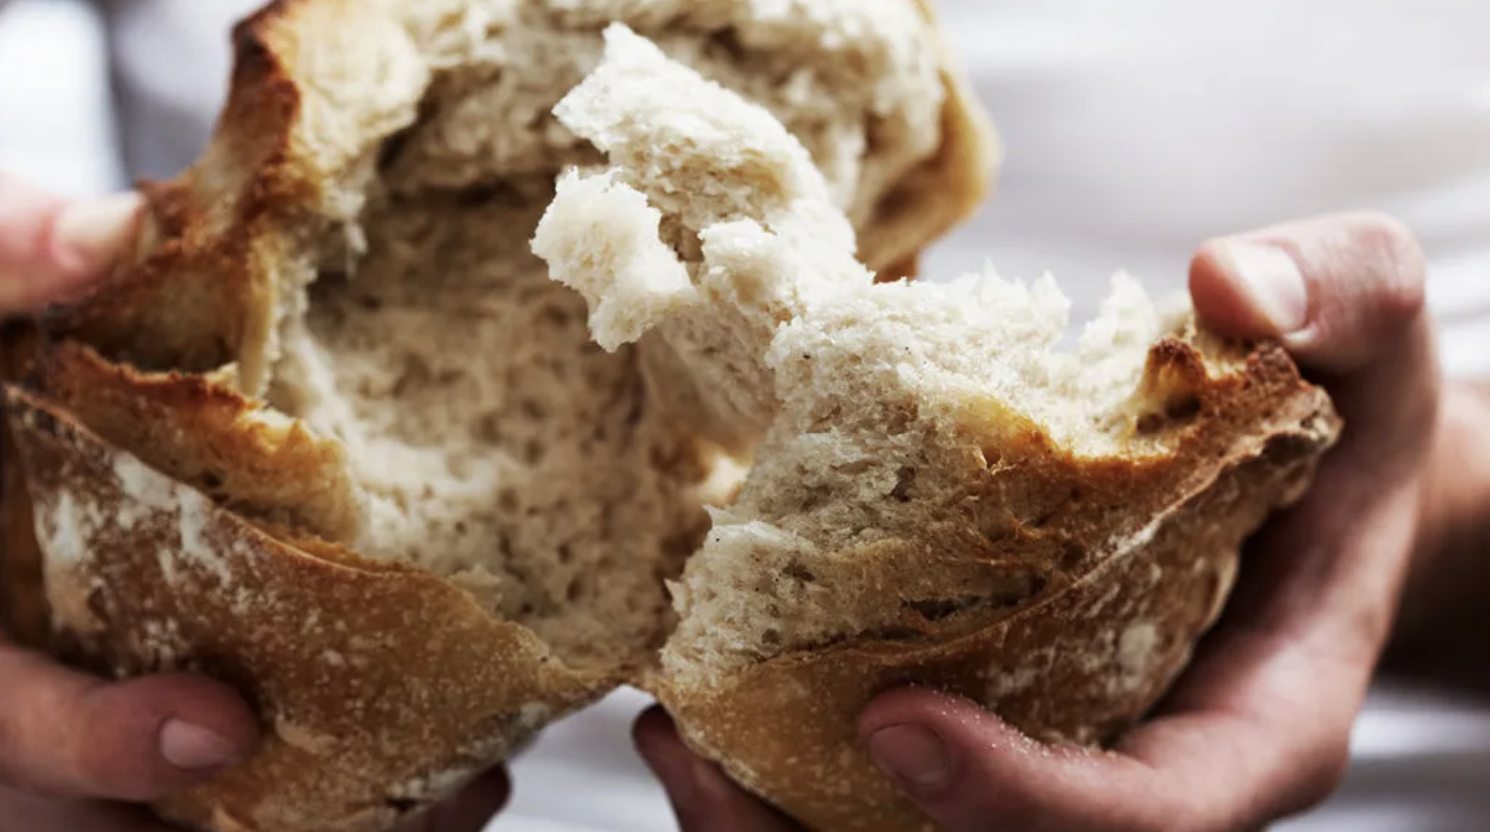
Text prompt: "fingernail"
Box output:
[[868, 724, 950, 795], [160, 720, 241, 771], [52, 193, 142, 277], [1212, 240, 1310, 334]]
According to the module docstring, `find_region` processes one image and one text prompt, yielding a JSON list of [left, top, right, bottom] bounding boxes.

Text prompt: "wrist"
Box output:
[[1384, 380, 1490, 679]]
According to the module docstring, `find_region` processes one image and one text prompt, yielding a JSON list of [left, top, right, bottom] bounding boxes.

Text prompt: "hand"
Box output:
[[0, 174, 514, 830], [635, 211, 1439, 832], [0, 173, 142, 315], [0, 175, 258, 829]]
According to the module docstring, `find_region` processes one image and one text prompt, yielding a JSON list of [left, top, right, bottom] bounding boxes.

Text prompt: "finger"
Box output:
[[862, 690, 1166, 832], [1188, 210, 1438, 647], [1116, 214, 1439, 824], [1135, 212, 1438, 819], [634, 706, 801, 832], [0, 173, 141, 313], [862, 213, 1441, 832], [0, 643, 259, 802], [863, 676, 1353, 832], [393, 768, 510, 832], [0, 783, 185, 831], [1188, 210, 1429, 375]]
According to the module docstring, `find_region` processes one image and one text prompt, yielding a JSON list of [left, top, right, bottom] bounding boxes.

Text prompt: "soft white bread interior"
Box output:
[[0, 2, 997, 831], [533, 25, 874, 452], [533, 27, 1341, 832], [247, 0, 974, 672]]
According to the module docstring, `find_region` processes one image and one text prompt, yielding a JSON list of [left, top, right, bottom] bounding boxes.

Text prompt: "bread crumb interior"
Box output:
[[250, 1, 947, 672], [527, 28, 1224, 681]]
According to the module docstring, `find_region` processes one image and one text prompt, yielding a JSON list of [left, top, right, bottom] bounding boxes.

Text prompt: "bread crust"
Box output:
[[4, 385, 610, 831], [41, 1, 319, 387], [0, 1, 999, 830], [867, 0, 1000, 274], [649, 338, 1340, 831], [0, 3, 1340, 829]]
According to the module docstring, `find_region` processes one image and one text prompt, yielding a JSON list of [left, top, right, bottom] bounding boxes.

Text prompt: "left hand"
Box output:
[[634, 211, 1441, 832], [0, 174, 515, 831]]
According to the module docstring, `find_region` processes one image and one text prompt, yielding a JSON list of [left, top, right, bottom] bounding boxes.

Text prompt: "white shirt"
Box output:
[[2, 2, 1488, 831]]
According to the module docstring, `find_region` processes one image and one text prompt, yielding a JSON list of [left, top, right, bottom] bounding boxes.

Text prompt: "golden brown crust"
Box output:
[[42, 0, 425, 392], [860, 0, 1000, 273], [650, 339, 1340, 832], [0, 422, 49, 649], [0, 443, 49, 651], [0, 322, 50, 650], [26, 342, 361, 542], [877, 0, 1000, 263], [5, 387, 611, 831], [0, 0, 1331, 826]]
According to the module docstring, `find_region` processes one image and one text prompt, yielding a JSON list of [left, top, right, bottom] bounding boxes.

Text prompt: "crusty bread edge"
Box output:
[[867, 0, 1002, 280], [647, 337, 1341, 832], [4, 384, 616, 832]]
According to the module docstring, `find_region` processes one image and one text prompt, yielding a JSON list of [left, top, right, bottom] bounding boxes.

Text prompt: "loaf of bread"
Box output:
[[0, 2, 1338, 832]]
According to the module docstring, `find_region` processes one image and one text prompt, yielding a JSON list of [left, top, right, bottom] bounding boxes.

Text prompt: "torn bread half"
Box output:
[[0, 1, 997, 830], [532, 26, 1342, 832]]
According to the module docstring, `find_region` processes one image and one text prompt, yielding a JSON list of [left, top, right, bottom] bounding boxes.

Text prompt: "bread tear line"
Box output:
[[534, 30, 1337, 830], [535, 25, 1333, 684]]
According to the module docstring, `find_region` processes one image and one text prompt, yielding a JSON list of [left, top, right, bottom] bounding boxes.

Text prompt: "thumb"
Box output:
[[1188, 210, 1438, 507], [0, 642, 259, 802], [860, 690, 1164, 832], [1188, 210, 1430, 376], [0, 174, 141, 314]]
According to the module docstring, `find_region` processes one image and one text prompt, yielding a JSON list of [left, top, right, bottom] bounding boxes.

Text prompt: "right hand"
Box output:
[[0, 174, 514, 831], [635, 212, 1441, 832]]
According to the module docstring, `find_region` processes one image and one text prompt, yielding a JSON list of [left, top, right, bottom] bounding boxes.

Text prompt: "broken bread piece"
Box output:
[[534, 28, 1342, 832], [0, 2, 998, 831], [533, 24, 876, 452]]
